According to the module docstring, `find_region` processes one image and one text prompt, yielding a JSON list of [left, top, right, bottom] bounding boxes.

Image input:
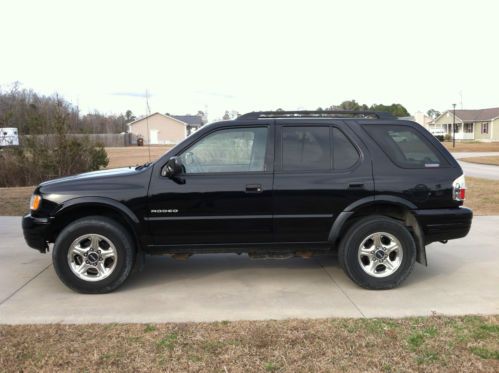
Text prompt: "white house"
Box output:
[[128, 113, 203, 145], [429, 107, 499, 142]]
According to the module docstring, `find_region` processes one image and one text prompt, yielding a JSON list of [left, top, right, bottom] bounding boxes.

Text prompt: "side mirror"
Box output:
[[161, 157, 183, 178]]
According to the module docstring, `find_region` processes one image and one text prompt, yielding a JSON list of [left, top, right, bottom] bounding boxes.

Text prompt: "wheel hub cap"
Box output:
[[67, 234, 118, 282], [357, 232, 403, 278], [87, 252, 99, 264]]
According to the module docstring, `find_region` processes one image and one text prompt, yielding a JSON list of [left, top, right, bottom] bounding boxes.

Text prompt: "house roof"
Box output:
[[128, 112, 188, 127], [439, 107, 499, 122], [171, 115, 203, 126]]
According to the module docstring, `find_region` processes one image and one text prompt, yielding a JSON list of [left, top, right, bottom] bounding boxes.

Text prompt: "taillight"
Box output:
[[452, 175, 466, 201]]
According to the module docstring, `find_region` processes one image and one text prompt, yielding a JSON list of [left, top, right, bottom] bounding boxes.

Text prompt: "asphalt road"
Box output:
[[0, 215, 498, 324], [451, 152, 499, 180]]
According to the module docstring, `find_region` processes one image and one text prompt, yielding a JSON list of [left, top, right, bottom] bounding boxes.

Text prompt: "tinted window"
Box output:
[[333, 128, 359, 169], [180, 127, 268, 173], [282, 126, 331, 170], [364, 125, 449, 168]]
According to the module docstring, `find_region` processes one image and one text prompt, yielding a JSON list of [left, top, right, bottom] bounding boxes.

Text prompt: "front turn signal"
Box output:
[[30, 194, 42, 211]]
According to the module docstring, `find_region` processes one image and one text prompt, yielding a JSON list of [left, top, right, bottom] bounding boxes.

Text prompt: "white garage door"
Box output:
[[149, 129, 159, 144]]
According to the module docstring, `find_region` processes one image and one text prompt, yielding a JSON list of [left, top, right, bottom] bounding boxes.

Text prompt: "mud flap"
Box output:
[[406, 213, 427, 266]]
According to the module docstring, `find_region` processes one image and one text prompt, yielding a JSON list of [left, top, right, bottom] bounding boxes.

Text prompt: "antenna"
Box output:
[[459, 91, 463, 109], [145, 89, 151, 162]]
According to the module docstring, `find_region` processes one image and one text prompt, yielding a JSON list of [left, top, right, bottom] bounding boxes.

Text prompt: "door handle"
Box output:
[[245, 184, 263, 193], [348, 183, 364, 189]]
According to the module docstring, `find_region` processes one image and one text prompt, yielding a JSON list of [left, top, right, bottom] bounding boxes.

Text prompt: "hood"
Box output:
[[39, 167, 140, 187]]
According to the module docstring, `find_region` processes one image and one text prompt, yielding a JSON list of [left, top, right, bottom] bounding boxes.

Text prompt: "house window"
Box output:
[[464, 123, 473, 133], [481, 122, 489, 134]]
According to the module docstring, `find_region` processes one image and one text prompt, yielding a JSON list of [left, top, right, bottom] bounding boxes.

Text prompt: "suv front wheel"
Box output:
[[53, 216, 135, 293], [338, 215, 416, 289]]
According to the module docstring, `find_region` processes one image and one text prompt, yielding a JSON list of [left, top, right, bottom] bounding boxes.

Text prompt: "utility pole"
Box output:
[[452, 103, 456, 148]]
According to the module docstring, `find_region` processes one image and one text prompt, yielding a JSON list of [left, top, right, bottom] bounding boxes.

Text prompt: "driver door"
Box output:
[[147, 122, 274, 246]]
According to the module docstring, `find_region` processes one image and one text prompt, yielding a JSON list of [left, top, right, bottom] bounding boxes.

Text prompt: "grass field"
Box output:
[[460, 156, 499, 166], [443, 141, 499, 152], [0, 316, 497, 372]]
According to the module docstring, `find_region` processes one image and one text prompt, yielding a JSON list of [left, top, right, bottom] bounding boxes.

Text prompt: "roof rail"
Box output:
[[237, 110, 396, 121]]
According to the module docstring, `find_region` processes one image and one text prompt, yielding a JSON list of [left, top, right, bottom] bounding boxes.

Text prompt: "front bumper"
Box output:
[[413, 207, 473, 244], [22, 214, 51, 253]]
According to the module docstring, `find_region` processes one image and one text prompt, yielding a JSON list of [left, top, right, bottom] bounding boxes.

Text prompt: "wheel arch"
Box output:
[[49, 197, 144, 252], [329, 197, 427, 265]]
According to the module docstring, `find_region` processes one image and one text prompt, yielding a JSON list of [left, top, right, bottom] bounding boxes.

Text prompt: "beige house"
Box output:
[[429, 107, 499, 142], [399, 111, 432, 129], [128, 113, 202, 145]]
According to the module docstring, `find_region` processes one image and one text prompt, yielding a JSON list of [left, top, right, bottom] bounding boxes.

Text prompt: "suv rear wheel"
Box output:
[[338, 215, 416, 289], [53, 216, 135, 293]]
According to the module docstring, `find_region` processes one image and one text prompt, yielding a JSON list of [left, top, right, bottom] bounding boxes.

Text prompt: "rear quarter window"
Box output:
[[363, 125, 449, 168]]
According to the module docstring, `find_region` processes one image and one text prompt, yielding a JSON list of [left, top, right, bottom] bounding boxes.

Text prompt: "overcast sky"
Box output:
[[1, 0, 498, 120]]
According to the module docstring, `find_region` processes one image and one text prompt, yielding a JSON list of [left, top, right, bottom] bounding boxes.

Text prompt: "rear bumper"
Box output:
[[413, 207, 473, 244], [22, 214, 51, 253]]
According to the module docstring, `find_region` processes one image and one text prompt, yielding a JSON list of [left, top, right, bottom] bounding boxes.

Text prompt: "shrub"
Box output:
[[0, 97, 108, 187], [0, 138, 108, 187]]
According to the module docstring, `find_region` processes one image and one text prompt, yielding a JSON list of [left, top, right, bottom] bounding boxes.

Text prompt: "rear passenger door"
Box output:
[[273, 120, 374, 243]]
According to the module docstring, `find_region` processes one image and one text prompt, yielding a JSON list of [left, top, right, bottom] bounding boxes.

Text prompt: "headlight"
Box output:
[[30, 194, 42, 211]]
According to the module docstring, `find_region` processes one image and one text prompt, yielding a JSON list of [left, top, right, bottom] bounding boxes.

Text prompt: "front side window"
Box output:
[[282, 126, 331, 170], [364, 125, 449, 168], [179, 127, 268, 173]]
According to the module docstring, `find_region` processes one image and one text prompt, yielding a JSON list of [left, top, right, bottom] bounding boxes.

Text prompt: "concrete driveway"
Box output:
[[0, 216, 498, 324], [451, 152, 499, 180]]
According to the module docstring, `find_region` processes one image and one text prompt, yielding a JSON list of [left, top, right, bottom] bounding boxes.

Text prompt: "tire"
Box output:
[[338, 215, 416, 290], [52, 216, 135, 293]]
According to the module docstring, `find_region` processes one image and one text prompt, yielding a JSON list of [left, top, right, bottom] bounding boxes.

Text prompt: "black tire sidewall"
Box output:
[[52, 217, 135, 293], [339, 216, 416, 290]]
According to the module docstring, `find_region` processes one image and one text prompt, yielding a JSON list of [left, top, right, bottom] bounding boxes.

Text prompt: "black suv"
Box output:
[[22, 111, 472, 293]]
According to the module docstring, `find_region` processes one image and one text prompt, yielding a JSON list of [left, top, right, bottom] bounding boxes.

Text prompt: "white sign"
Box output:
[[0, 128, 19, 146]]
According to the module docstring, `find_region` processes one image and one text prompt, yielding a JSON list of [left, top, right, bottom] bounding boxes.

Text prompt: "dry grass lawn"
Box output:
[[464, 177, 499, 215], [443, 141, 499, 152], [0, 316, 497, 372], [1, 176, 498, 216], [0, 186, 35, 216], [460, 156, 499, 166], [106, 145, 172, 169]]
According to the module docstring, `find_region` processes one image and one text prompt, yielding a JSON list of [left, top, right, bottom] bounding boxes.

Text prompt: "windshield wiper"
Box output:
[[135, 162, 152, 170]]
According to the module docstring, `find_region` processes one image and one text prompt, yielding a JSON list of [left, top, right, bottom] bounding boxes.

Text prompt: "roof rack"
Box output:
[[237, 110, 396, 121]]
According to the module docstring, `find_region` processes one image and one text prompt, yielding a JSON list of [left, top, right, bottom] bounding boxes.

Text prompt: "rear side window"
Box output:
[[282, 126, 331, 170], [364, 125, 449, 168], [333, 128, 359, 169]]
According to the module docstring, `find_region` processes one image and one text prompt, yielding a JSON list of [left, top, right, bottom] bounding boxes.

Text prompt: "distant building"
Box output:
[[128, 112, 203, 145], [399, 111, 432, 129], [171, 114, 204, 135], [128, 113, 188, 144], [429, 107, 499, 142]]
